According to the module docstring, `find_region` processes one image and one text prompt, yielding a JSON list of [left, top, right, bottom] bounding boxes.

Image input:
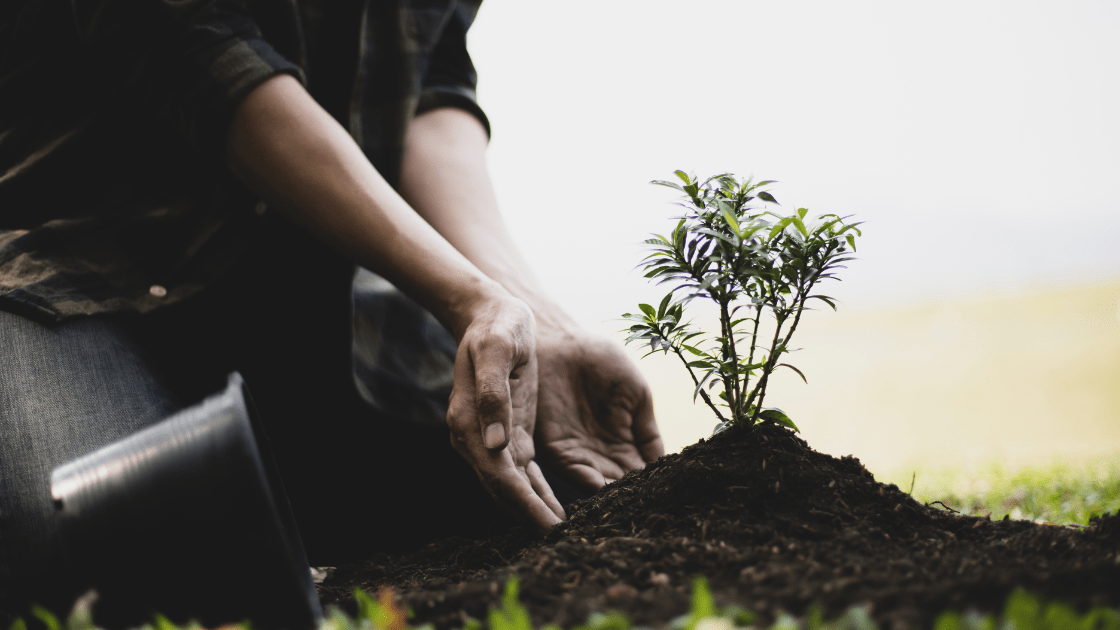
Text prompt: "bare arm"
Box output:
[[398, 108, 559, 324], [225, 76, 487, 337], [400, 108, 665, 491], [224, 74, 564, 530]]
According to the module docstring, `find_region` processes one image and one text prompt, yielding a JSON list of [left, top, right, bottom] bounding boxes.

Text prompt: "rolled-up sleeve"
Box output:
[[415, 0, 491, 139], [70, 0, 306, 158]]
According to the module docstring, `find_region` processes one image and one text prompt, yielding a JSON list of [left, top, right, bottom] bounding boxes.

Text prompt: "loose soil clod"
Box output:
[[318, 422, 1120, 629]]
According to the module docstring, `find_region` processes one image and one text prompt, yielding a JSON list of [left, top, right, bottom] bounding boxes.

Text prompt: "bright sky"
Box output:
[[469, 1, 1120, 325]]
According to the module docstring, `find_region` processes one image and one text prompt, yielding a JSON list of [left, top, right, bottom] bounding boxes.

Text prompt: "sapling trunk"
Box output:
[[718, 297, 743, 422]]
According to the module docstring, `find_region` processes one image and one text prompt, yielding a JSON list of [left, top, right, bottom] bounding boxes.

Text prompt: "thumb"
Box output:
[[474, 344, 516, 451]]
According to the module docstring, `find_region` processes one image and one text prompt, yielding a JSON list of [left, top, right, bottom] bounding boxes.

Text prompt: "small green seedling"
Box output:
[[623, 171, 860, 431]]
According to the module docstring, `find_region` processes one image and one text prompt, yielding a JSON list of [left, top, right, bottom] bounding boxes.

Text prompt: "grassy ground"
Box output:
[[879, 457, 1120, 526], [28, 577, 1120, 630]]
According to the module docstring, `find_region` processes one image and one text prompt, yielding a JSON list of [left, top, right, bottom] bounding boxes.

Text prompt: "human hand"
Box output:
[[446, 291, 565, 532], [533, 326, 664, 492]]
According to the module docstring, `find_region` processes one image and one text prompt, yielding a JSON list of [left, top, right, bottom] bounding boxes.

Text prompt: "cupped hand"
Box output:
[[446, 292, 565, 532], [533, 327, 665, 492]]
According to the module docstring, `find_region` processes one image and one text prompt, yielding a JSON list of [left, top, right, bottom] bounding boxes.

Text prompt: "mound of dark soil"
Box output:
[[317, 422, 1120, 630]]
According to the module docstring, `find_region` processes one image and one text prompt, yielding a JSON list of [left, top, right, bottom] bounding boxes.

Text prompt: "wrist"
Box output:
[[516, 292, 580, 336], [440, 277, 528, 342]]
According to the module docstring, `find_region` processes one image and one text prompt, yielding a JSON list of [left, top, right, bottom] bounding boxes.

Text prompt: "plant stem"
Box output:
[[743, 300, 763, 409], [671, 347, 728, 423], [748, 276, 814, 424], [746, 305, 786, 424], [719, 296, 741, 422]]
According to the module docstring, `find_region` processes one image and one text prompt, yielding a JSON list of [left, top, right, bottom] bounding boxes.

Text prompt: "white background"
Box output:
[[465, 1, 1120, 469], [470, 1, 1120, 320]]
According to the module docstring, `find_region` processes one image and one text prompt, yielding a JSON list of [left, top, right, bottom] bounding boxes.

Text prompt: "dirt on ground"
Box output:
[[317, 422, 1120, 630]]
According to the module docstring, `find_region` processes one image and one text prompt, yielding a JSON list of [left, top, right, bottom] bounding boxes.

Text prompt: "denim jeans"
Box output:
[[0, 313, 181, 618], [0, 214, 516, 621]]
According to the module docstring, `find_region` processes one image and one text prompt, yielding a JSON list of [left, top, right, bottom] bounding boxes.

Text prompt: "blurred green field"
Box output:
[[594, 280, 1120, 472], [879, 457, 1120, 526]]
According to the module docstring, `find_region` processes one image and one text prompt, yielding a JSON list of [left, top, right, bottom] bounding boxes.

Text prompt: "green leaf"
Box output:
[[687, 577, 716, 627], [30, 607, 60, 630], [1004, 589, 1042, 630], [153, 615, 179, 630], [757, 191, 779, 204], [758, 407, 799, 432], [638, 303, 656, 317], [643, 266, 678, 279], [487, 577, 535, 630], [583, 611, 632, 630], [846, 234, 857, 251], [777, 363, 808, 384], [933, 612, 963, 630], [807, 295, 838, 310], [716, 200, 741, 237], [797, 207, 809, 220], [657, 293, 673, 318], [791, 216, 809, 237], [674, 170, 691, 185], [693, 368, 717, 402], [651, 180, 684, 192], [768, 218, 792, 240]]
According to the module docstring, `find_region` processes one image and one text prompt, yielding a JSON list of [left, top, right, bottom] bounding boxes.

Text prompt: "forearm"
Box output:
[[399, 108, 576, 331], [224, 75, 500, 340], [401, 110, 663, 481]]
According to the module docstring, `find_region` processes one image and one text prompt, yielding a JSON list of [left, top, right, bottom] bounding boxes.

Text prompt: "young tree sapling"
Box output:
[[622, 171, 861, 432]]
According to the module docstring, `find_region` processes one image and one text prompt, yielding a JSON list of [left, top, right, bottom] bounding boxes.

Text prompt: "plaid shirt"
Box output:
[[0, 0, 488, 323]]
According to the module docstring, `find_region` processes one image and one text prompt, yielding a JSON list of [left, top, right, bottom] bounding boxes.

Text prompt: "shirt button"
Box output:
[[149, 285, 168, 298], [254, 201, 268, 216]]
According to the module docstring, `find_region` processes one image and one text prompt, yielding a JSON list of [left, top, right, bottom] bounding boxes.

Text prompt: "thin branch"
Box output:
[[744, 269, 793, 422], [671, 346, 727, 423], [751, 265, 820, 422], [746, 299, 787, 424], [743, 297, 763, 405]]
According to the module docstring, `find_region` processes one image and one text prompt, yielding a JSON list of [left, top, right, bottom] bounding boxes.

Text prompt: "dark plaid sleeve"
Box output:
[[415, 0, 491, 138], [69, 0, 306, 159]]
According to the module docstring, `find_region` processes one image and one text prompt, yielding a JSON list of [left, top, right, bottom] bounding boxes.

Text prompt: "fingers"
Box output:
[[445, 294, 559, 530], [563, 462, 608, 492], [601, 405, 650, 472], [527, 460, 565, 521], [470, 341, 515, 450], [490, 457, 564, 532], [476, 374, 511, 450], [469, 320, 535, 453], [448, 432, 563, 532]]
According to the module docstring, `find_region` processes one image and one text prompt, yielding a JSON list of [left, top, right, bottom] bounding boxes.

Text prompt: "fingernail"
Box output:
[[484, 423, 507, 449]]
